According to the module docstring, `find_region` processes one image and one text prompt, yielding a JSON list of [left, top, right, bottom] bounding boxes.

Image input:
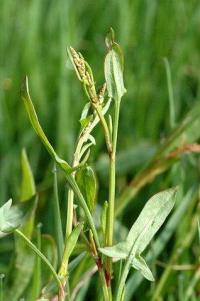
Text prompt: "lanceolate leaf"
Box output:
[[64, 223, 83, 259], [20, 149, 36, 201], [131, 255, 154, 282], [21, 76, 72, 174], [99, 188, 177, 281], [59, 223, 83, 277], [104, 28, 126, 100], [76, 166, 97, 212], [126, 188, 178, 254]]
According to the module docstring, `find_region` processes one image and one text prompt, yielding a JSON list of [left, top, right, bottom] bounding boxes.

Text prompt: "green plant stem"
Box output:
[[15, 229, 63, 297], [61, 123, 110, 300], [31, 223, 42, 301], [99, 267, 110, 301], [0, 274, 4, 301], [94, 104, 112, 154], [107, 100, 121, 277], [65, 175, 110, 301], [53, 163, 64, 264], [60, 187, 74, 300], [66, 175, 100, 247], [115, 254, 131, 301]]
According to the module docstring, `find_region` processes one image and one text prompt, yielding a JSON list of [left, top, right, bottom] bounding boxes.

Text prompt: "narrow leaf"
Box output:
[[100, 188, 177, 259], [63, 223, 83, 260], [59, 223, 83, 278], [131, 255, 154, 282], [126, 188, 178, 254], [20, 149, 36, 201], [104, 28, 126, 100], [21, 76, 72, 174], [76, 166, 97, 212]]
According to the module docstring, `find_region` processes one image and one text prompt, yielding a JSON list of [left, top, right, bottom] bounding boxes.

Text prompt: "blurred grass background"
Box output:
[[0, 0, 200, 300]]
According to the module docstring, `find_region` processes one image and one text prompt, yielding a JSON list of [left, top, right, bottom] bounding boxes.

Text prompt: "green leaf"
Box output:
[[21, 76, 72, 174], [125, 186, 198, 300], [0, 198, 35, 238], [20, 149, 36, 201], [76, 166, 97, 212], [0, 200, 19, 237], [64, 223, 83, 260], [99, 241, 128, 259], [100, 188, 177, 260], [126, 187, 178, 254], [131, 255, 154, 282], [104, 28, 126, 100], [59, 223, 83, 278]]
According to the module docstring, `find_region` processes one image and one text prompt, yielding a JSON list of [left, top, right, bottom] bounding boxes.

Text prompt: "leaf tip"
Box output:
[[105, 27, 115, 49], [20, 75, 29, 98]]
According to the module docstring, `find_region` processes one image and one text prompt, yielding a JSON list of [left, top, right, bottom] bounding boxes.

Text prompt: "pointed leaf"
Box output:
[[21, 76, 72, 174], [104, 29, 126, 100], [59, 223, 83, 278], [131, 255, 154, 282], [99, 188, 177, 260], [76, 166, 97, 212], [62, 223, 83, 261], [127, 188, 178, 254], [20, 149, 36, 201]]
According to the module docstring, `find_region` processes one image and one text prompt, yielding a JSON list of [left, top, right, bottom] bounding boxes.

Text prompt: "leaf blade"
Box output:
[[104, 29, 126, 100], [21, 76, 72, 174]]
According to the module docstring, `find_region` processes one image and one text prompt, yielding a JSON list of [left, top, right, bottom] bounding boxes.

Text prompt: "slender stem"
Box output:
[[61, 121, 110, 300], [53, 164, 64, 264], [65, 175, 110, 301], [115, 257, 130, 301], [66, 174, 100, 247], [0, 274, 4, 301], [15, 229, 62, 294], [99, 268, 110, 301], [107, 100, 121, 276], [31, 224, 42, 301], [94, 104, 112, 154], [116, 237, 135, 301]]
